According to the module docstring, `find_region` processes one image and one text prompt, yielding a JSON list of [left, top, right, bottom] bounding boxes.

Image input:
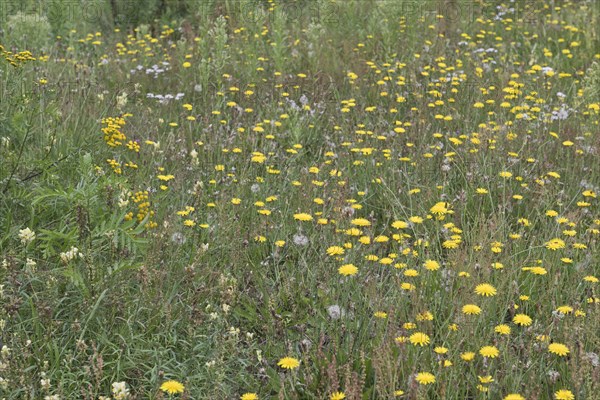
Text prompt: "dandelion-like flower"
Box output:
[[327, 246, 345, 256], [504, 394, 525, 400], [424, 259, 440, 271], [513, 314, 532, 326], [479, 345, 499, 358], [548, 343, 570, 357], [495, 324, 511, 335], [545, 238, 566, 250], [338, 264, 358, 276], [293, 213, 313, 221], [277, 357, 300, 369], [415, 372, 435, 385], [330, 392, 346, 400], [409, 332, 430, 346], [475, 283, 497, 296], [462, 304, 482, 315], [160, 380, 184, 395], [554, 389, 574, 400], [351, 218, 371, 226]]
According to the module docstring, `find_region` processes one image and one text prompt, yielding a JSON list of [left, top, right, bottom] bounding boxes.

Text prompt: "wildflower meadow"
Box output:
[[1, 0, 599, 399]]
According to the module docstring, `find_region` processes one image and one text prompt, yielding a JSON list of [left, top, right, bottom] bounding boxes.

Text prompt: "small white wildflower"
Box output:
[[111, 381, 130, 399], [26, 258, 37, 272], [60, 247, 82, 263], [40, 378, 51, 390], [116, 92, 128, 109], [19, 227, 36, 244]]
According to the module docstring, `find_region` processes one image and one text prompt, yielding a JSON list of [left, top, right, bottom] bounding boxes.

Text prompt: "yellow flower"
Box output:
[[160, 380, 185, 395], [545, 238, 566, 250], [554, 389, 574, 400], [327, 246, 345, 256], [462, 304, 481, 315], [495, 324, 511, 335], [555, 305, 573, 314], [241, 393, 258, 400], [415, 372, 435, 385], [293, 213, 313, 221], [392, 220, 408, 229], [548, 343, 569, 357], [277, 357, 300, 369], [461, 352, 475, 361], [351, 218, 371, 226], [430, 201, 450, 216], [513, 314, 532, 326], [479, 345, 499, 358], [424, 259, 440, 271], [338, 264, 358, 276], [409, 332, 430, 346], [475, 283, 497, 296], [330, 392, 346, 400], [504, 394, 525, 400]]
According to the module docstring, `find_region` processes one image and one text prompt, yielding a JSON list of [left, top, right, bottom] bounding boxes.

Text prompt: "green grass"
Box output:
[[1, 0, 600, 399]]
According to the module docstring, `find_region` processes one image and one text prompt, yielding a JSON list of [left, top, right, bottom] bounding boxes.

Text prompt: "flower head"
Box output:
[[330, 392, 346, 400], [19, 227, 36, 244], [293, 213, 313, 221], [409, 332, 430, 346], [475, 283, 497, 297], [415, 372, 435, 385], [424, 259, 441, 271], [548, 343, 570, 357], [160, 380, 184, 395], [479, 345, 499, 358], [504, 395, 525, 400], [462, 304, 482, 315], [338, 264, 358, 276], [513, 314, 532, 326], [278, 357, 300, 369], [554, 389, 574, 400]]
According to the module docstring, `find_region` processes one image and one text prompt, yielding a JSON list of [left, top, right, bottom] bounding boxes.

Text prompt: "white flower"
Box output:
[[60, 247, 82, 263], [26, 258, 37, 271], [112, 381, 130, 399], [19, 227, 36, 244], [40, 378, 51, 390]]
